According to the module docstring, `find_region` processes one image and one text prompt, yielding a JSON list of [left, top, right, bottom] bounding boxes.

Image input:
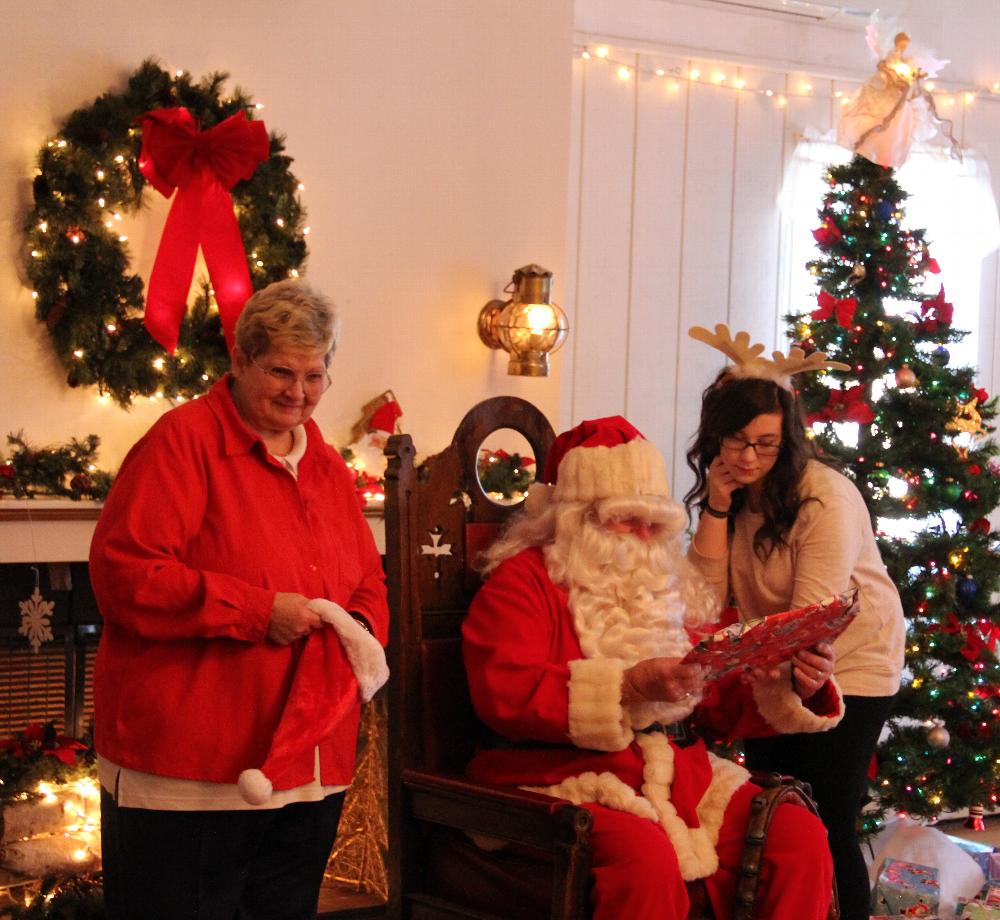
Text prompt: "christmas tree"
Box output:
[[788, 154, 1000, 826]]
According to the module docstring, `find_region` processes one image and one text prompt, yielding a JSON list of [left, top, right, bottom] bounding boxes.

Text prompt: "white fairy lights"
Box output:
[[575, 44, 1000, 107]]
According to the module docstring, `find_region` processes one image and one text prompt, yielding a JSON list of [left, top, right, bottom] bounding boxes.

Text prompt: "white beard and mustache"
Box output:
[[544, 503, 717, 668]]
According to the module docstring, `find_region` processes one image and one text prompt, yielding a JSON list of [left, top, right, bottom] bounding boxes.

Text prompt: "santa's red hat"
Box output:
[[237, 600, 388, 805], [525, 416, 672, 517]]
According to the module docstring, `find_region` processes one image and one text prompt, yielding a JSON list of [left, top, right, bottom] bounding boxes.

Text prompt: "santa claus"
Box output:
[[463, 416, 843, 919]]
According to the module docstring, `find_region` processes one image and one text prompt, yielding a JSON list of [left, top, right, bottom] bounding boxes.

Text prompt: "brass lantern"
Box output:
[[477, 265, 569, 377]]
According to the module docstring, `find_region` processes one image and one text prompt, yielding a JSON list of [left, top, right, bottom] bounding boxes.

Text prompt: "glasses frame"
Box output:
[[719, 435, 783, 457], [249, 357, 331, 396]]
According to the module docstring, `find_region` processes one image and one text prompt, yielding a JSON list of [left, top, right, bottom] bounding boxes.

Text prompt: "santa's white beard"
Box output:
[[547, 518, 693, 666]]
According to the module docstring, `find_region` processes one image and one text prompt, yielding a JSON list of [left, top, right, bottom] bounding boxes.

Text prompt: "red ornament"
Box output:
[[812, 219, 842, 247], [969, 464, 983, 476], [0, 462, 14, 480], [970, 517, 991, 535], [136, 107, 270, 353], [894, 365, 918, 389]]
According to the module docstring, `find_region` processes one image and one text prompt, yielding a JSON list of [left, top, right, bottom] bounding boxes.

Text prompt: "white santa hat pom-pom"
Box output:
[[238, 768, 273, 805]]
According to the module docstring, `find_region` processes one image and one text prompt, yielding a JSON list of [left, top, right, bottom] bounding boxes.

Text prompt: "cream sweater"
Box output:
[[688, 460, 904, 697]]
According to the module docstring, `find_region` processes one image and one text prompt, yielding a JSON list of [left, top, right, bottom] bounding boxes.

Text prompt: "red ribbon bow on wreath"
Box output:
[[137, 107, 270, 353], [811, 290, 857, 328], [806, 385, 875, 426]]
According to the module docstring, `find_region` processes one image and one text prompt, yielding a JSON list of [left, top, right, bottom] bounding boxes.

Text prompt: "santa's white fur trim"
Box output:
[[750, 668, 845, 734], [523, 771, 659, 822], [594, 495, 684, 530], [238, 769, 273, 806], [637, 733, 750, 881], [567, 658, 634, 751], [553, 439, 670, 505], [523, 733, 750, 883], [307, 599, 388, 702]]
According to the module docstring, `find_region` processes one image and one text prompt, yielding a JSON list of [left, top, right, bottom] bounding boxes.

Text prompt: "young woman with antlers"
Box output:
[[684, 324, 905, 920]]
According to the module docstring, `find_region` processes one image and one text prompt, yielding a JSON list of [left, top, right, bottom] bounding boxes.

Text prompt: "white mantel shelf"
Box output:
[[0, 499, 385, 563]]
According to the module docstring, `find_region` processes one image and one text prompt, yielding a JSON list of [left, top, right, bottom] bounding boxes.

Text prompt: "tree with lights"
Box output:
[[788, 153, 1000, 828]]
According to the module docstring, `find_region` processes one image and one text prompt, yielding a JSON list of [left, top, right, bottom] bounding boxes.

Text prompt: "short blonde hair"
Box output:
[[235, 279, 339, 361]]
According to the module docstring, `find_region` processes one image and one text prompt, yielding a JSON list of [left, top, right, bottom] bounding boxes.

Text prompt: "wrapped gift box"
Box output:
[[872, 858, 941, 916], [947, 834, 996, 877]]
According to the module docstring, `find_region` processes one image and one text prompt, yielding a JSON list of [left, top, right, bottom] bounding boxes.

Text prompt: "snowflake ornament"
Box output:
[[18, 586, 55, 653]]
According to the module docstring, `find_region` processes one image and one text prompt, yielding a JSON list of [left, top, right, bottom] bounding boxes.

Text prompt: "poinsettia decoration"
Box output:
[[806, 385, 876, 425]]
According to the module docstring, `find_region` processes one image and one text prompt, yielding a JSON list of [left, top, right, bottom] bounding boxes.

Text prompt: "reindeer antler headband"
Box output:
[[688, 324, 850, 390]]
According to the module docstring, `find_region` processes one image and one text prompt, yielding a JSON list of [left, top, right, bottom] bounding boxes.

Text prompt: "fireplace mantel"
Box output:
[[0, 499, 385, 563]]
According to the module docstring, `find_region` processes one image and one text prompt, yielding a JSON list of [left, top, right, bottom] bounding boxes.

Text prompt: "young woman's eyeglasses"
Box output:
[[251, 359, 331, 395], [720, 436, 782, 457]]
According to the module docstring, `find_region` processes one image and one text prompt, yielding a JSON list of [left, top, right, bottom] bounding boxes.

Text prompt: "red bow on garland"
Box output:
[[927, 613, 1000, 662], [812, 218, 842, 247], [806, 385, 875, 425], [137, 107, 270, 353], [913, 285, 954, 334], [811, 290, 858, 328]]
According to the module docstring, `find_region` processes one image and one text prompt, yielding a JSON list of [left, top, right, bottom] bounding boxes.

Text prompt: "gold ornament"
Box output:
[[945, 398, 986, 437], [894, 365, 917, 389], [847, 262, 867, 286]]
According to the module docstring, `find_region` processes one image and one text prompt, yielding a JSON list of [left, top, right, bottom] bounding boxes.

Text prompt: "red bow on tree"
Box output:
[[137, 107, 270, 353], [811, 290, 857, 328], [806, 385, 875, 425], [915, 286, 954, 334], [927, 614, 1000, 663], [812, 219, 842, 247]]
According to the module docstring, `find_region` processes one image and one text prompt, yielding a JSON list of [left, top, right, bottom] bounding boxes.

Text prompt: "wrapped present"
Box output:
[[947, 834, 997, 877], [958, 901, 1000, 919], [872, 858, 941, 916]]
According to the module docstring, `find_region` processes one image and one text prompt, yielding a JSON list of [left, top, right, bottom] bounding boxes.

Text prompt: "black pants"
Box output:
[[744, 694, 895, 920], [100, 789, 346, 920]]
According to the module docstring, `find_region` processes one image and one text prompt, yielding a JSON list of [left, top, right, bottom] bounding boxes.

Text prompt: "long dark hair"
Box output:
[[684, 372, 820, 558]]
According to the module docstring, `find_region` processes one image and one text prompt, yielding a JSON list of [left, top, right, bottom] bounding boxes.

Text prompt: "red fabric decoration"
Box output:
[[137, 107, 270, 353], [806, 386, 875, 425], [811, 290, 857, 328], [926, 257, 941, 274], [812, 219, 842, 247], [367, 400, 403, 435], [915, 286, 954, 333], [975, 388, 990, 404]]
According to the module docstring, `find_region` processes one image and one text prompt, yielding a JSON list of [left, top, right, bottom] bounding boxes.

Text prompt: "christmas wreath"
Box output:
[[24, 60, 308, 407]]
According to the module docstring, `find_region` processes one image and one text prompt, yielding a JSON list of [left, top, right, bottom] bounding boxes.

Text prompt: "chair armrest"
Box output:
[[402, 767, 592, 851]]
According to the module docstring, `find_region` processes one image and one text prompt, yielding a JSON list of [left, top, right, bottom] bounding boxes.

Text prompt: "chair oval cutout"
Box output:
[[475, 428, 538, 507]]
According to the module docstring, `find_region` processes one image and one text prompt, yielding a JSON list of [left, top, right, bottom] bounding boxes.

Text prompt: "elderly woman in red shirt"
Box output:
[[90, 279, 388, 920]]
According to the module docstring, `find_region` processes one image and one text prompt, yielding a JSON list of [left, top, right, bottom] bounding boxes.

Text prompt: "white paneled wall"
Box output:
[[564, 45, 1000, 503]]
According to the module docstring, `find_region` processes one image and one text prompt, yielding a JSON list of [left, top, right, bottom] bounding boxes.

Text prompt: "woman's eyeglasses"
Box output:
[[720, 436, 782, 457], [251, 359, 331, 395]]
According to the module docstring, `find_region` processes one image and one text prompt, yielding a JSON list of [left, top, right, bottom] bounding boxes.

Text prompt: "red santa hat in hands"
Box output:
[[237, 600, 388, 806], [525, 416, 682, 531]]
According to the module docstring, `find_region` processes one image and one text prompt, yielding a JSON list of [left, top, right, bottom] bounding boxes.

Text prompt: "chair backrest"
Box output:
[[384, 397, 555, 905]]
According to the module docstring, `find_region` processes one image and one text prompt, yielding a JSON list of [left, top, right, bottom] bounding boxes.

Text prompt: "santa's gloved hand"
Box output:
[[621, 658, 704, 705]]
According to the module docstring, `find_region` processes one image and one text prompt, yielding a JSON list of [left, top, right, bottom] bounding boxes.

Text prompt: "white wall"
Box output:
[[565, 0, 1000, 501], [1, 0, 574, 469]]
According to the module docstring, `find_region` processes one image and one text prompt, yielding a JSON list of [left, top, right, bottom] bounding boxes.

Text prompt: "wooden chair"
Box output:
[[384, 396, 839, 920]]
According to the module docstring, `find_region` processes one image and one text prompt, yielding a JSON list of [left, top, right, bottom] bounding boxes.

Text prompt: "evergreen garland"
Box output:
[[24, 59, 308, 407], [1, 433, 114, 500]]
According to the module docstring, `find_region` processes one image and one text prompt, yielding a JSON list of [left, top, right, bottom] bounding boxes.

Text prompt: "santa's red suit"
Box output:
[[462, 417, 841, 920]]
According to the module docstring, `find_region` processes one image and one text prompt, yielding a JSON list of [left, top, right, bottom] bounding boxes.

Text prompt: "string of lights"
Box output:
[[575, 43, 992, 111]]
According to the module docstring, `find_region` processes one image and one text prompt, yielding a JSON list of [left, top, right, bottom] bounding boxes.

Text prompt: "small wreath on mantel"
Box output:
[[24, 59, 309, 407]]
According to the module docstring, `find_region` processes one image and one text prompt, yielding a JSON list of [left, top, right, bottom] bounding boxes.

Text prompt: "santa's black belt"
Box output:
[[639, 722, 696, 746]]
